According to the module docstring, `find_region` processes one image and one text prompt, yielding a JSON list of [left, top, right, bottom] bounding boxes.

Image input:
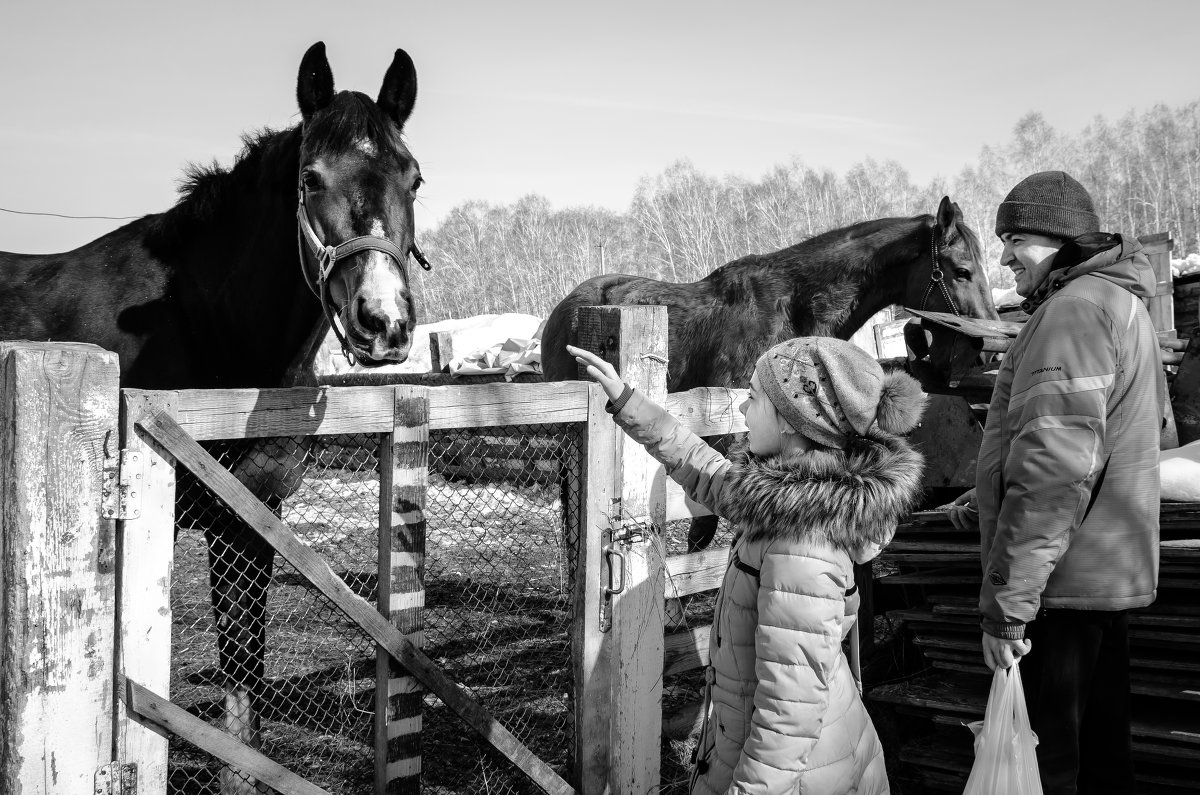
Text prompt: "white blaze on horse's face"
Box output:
[[343, 218, 414, 362], [355, 137, 377, 158]]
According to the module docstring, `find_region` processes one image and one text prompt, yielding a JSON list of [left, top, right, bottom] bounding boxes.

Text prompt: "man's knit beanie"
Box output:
[[994, 170, 1100, 241], [754, 337, 926, 449]]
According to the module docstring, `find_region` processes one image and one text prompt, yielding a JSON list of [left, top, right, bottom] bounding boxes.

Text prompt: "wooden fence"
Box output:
[[0, 305, 748, 795]]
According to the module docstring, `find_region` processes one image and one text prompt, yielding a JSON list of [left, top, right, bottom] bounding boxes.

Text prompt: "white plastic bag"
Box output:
[[963, 664, 1043, 795]]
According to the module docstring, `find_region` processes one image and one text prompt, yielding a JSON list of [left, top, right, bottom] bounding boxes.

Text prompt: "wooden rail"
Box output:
[[119, 676, 332, 795]]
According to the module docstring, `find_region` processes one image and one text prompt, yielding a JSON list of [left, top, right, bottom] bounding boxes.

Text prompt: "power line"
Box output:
[[0, 205, 142, 221]]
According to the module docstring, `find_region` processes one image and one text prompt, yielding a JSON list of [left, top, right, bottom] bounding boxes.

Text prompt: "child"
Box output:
[[568, 336, 927, 795]]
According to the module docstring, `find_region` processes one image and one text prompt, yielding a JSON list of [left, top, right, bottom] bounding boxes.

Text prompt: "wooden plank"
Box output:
[[119, 676, 331, 795], [885, 541, 980, 553], [879, 553, 980, 565], [377, 387, 426, 794], [664, 388, 748, 436], [135, 409, 576, 795], [1141, 232, 1176, 334], [573, 384, 619, 795], [876, 570, 981, 586], [152, 386, 396, 439], [427, 382, 590, 429], [429, 330, 455, 373], [663, 626, 711, 677], [577, 306, 666, 795], [663, 548, 729, 599], [906, 309, 1026, 338], [0, 342, 120, 793], [116, 393, 178, 793], [152, 381, 592, 440]]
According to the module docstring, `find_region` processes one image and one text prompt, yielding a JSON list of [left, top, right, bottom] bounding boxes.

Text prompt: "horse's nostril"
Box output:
[[389, 322, 409, 350], [354, 297, 386, 334]]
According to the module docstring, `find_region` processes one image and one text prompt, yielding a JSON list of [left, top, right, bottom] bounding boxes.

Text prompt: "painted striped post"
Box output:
[[376, 385, 429, 792]]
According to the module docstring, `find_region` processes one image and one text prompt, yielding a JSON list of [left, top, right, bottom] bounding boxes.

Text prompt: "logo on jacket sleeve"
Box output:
[[989, 571, 1007, 586]]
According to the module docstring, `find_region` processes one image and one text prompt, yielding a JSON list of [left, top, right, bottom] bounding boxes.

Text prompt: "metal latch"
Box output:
[[102, 450, 144, 520], [95, 763, 138, 795]]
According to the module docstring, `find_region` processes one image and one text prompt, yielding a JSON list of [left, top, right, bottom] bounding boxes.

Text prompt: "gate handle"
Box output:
[[603, 545, 626, 595]]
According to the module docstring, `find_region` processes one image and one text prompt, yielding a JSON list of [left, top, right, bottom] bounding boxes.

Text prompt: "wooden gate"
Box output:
[[1, 341, 586, 794]]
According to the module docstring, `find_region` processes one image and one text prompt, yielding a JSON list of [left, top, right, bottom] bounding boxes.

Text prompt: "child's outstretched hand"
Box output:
[[565, 345, 626, 402]]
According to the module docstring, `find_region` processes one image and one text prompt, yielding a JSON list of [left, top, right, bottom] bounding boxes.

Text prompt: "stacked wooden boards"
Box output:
[[868, 505, 1200, 793]]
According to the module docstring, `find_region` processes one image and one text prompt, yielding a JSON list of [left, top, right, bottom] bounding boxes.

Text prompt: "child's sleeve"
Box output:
[[610, 389, 732, 516], [729, 545, 847, 793]]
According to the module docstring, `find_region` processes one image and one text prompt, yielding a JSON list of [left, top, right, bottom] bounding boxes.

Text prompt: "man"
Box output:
[[946, 171, 1162, 794]]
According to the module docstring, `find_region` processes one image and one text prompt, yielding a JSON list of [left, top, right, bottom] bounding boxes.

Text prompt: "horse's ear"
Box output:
[[378, 49, 418, 130], [936, 195, 960, 236], [298, 41, 335, 121]]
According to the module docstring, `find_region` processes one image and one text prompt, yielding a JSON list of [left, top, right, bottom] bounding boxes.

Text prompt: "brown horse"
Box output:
[[543, 196, 998, 549], [0, 42, 427, 784]]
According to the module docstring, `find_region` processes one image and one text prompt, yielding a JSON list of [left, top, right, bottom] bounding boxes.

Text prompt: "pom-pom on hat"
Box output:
[[754, 337, 927, 449], [994, 170, 1100, 241]]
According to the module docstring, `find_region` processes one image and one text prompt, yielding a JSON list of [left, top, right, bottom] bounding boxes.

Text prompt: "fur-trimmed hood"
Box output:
[[722, 430, 924, 554]]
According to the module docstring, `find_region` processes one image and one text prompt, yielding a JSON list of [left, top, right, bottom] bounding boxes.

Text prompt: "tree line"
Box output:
[[412, 100, 1200, 322]]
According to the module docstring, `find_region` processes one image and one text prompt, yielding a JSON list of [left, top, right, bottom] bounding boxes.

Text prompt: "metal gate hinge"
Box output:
[[102, 450, 144, 520], [95, 763, 138, 795]]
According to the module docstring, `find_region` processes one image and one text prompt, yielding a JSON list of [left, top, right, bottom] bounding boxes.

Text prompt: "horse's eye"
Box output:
[[956, 268, 972, 280], [412, 176, 424, 193], [301, 171, 322, 191]]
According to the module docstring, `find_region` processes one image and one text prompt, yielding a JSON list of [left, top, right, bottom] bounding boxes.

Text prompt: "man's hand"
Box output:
[[939, 487, 979, 532], [565, 345, 626, 402], [982, 633, 1031, 671]]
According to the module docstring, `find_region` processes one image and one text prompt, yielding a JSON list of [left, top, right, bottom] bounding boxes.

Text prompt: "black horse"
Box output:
[[0, 42, 423, 383], [542, 196, 999, 549], [0, 41, 425, 784]]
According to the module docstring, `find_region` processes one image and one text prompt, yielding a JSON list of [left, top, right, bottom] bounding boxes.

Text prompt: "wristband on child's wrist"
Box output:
[[605, 384, 635, 414]]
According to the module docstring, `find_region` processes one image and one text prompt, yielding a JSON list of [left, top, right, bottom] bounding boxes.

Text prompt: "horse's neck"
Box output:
[[161, 129, 320, 385], [787, 219, 923, 338]]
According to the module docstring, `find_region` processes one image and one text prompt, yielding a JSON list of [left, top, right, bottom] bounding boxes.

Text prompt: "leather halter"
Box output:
[[295, 181, 431, 365], [919, 228, 961, 316]]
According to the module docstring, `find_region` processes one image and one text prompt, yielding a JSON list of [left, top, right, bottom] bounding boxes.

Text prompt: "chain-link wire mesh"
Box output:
[[168, 422, 581, 794], [422, 423, 581, 794], [171, 434, 382, 793]]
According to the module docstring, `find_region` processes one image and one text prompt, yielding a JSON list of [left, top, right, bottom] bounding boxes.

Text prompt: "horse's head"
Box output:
[[907, 196, 999, 322], [905, 196, 1000, 377], [295, 42, 423, 366]]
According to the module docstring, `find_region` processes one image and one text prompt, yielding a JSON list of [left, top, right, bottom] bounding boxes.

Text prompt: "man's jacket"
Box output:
[[977, 234, 1162, 639]]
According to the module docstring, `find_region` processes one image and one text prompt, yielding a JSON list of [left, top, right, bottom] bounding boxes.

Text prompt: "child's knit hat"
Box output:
[[754, 337, 926, 448]]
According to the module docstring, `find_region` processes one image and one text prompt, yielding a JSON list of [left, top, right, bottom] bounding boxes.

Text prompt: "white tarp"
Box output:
[[1161, 439, 1200, 502], [313, 312, 542, 377]]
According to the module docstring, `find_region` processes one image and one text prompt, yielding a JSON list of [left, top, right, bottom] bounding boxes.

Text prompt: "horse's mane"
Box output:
[[790, 212, 983, 274], [147, 128, 301, 250]]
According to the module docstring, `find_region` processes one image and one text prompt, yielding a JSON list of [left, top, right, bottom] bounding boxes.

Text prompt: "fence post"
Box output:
[[1139, 232, 1175, 336], [573, 381, 619, 794], [0, 342, 120, 793], [576, 306, 668, 795], [377, 385, 429, 793], [116, 391, 179, 792]]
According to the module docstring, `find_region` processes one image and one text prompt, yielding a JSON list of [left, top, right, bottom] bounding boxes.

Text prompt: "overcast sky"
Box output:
[[3, 0, 1198, 254]]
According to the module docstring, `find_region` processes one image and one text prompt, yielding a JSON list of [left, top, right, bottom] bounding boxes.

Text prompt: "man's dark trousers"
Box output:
[[1021, 608, 1135, 795]]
